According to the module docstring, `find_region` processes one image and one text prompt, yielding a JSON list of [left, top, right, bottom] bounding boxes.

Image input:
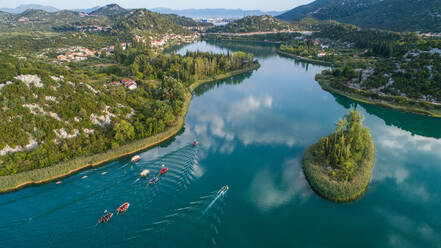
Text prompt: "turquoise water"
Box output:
[[1, 41, 441, 247]]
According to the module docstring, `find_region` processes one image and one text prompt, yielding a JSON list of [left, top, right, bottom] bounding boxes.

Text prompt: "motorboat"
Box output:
[[117, 202, 130, 214], [99, 212, 113, 223], [131, 155, 140, 162], [149, 176, 159, 185], [220, 185, 229, 194], [140, 169, 150, 177], [192, 140, 198, 146], [56, 181, 62, 184]]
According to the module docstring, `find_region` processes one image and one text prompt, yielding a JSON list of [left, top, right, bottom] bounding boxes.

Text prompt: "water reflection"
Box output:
[[248, 157, 311, 211], [333, 93, 441, 138], [203, 39, 280, 58], [194, 70, 255, 96]]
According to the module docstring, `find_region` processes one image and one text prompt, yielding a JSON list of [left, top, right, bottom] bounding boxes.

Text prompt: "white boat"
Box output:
[[131, 155, 140, 162], [140, 169, 150, 177]]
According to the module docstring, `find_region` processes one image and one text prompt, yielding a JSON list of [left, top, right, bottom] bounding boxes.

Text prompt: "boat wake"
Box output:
[[0, 144, 202, 248], [122, 186, 228, 248]]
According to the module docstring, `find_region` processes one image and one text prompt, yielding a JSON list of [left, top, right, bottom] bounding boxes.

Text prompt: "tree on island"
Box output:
[[314, 108, 371, 181]]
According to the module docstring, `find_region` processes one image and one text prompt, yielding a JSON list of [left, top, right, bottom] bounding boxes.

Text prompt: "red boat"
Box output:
[[160, 167, 168, 174], [99, 212, 113, 224], [117, 202, 130, 214], [192, 140, 198, 146]]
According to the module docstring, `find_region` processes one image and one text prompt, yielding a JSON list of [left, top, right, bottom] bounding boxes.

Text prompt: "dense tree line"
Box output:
[[313, 109, 371, 181], [314, 23, 421, 57], [114, 42, 255, 85]]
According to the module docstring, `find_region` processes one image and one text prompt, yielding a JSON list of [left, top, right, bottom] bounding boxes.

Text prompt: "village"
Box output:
[[56, 33, 200, 62]]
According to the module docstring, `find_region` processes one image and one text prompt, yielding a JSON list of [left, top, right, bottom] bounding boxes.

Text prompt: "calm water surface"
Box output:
[[1, 41, 441, 248]]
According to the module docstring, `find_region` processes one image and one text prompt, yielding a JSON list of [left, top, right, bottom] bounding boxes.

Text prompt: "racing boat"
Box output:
[[149, 176, 159, 185], [117, 202, 130, 214], [131, 155, 140, 162], [159, 166, 168, 174], [99, 212, 113, 224]]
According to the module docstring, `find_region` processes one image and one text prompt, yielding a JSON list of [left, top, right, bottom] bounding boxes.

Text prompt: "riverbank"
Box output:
[[316, 73, 441, 118], [0, 62, 260, 194], [302, 134, 375, 203], [277, 50, 339, 67]]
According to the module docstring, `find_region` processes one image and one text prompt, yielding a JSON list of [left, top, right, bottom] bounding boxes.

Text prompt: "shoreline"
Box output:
[[0, 63, 260, 194], [277, 50, 339, 67], [302, 136, 375, 203], [316, 74, 441, 118]]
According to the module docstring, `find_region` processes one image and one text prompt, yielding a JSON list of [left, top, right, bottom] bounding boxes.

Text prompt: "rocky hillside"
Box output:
[[278, 0, 441, 32]]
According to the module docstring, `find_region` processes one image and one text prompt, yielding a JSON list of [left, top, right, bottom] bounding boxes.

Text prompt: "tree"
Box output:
[[113, 120, 135, 143]]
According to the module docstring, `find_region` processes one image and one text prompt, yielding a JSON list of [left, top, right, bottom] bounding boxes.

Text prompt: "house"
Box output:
[[110, 81, 121, 86], [151, 39, 166, 47], [121, 79, 137, 90], [126, 82, 137, 90], [57, 55, 67, 61], [120, 42, 131, 50], [134, 35, 146, 43], [317, 52, 327, 57]]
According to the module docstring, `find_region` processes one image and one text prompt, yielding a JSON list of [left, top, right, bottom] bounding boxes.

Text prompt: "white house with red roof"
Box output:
[[121, 78, 137, 90]]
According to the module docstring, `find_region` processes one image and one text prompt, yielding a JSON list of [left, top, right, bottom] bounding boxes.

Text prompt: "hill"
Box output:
[[71, 6, 101, 14], [150, 8, 285, 18], [278, 0, 441, 32], [161, 14, 212, 27], [208, 15, 296, 33], [8, 9, 89, 27], [89, 4, 128, 16], [0, 4, 59, 14], [113, 9, 194, 38]]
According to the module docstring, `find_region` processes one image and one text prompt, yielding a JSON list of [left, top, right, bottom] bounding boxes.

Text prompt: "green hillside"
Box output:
[[278, 0, 441, 32], [113, 9, 193, 38], [208, 15, 296, 33]]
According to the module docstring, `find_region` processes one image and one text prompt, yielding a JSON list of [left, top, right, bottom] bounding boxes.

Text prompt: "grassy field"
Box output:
[[302, 135, 375, 203], [316, 74, 441, 118], [0, 63, 260, 194]]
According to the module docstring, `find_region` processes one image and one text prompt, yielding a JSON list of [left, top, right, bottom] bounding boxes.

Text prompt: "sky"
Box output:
[[0, 0, 313, 11]]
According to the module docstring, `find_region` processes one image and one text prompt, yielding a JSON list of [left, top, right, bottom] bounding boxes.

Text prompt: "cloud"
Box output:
[[248, 157, 312, 211]]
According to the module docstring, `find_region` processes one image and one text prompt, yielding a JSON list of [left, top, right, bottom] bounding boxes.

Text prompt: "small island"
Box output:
[[303, 108, 375, 202]]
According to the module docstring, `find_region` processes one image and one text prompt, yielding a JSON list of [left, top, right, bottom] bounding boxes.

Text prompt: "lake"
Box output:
[[1, 41, 441, 248]]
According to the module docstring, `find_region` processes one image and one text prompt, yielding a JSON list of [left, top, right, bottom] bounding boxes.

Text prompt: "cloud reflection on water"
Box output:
[[248, 157, 311, 211]]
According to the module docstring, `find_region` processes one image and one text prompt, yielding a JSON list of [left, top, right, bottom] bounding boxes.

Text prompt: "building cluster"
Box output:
[[148, 33, 200, 47], [73, 25, 113, 32], [57, 46, 115, 62], [420, 32, 441, 37], [110, 78, 137, 90]]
